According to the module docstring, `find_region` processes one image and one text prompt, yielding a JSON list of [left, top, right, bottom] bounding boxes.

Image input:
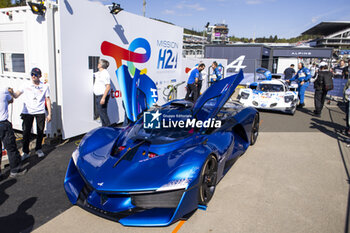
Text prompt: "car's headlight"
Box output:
[[241, 92, 250, 99], [284, 95, 294, 103], [156, 178, 191, 192], [72, 149, 79, 165]]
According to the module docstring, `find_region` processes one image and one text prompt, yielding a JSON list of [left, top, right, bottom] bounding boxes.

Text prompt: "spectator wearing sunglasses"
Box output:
[[10, 68, 51, 159]]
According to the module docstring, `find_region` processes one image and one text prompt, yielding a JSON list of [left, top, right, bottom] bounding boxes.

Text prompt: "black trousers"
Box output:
[[197, 80, 202, 98], [346, 101, 350, 129], [0, 120, 21, 173], [314, 89, 328, 114], [22, 113, 46, 154], [185, 83, 198, 102], [95, 95, 111, 127]]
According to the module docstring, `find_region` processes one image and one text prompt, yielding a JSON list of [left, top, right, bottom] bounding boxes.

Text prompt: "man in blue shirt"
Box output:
[[286, 62, 312, 108], [185, 63, 205, 102], [211, 61, 222, 83]]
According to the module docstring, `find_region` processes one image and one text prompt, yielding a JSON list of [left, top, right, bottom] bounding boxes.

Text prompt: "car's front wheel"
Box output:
[[250, 114, 259, 145], [198, 155, 218, 205]]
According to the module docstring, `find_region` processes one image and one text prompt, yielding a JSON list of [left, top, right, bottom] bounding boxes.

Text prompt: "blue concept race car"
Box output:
[[64, 68, 259, 227]]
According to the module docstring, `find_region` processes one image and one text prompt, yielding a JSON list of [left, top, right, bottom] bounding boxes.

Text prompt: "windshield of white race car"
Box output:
[[257, 84, 284, 92]]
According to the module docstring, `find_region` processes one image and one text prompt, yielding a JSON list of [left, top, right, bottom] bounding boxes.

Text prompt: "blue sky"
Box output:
[[79, 0, 349, 38]]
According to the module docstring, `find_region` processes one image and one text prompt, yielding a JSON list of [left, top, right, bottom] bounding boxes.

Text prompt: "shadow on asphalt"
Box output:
[[296, 107, 315, 116], [0, 197, 37, 233], [257, 109, 294, 116], [337, 101, 347, 114], [0, 136, 80, 232], [0, 179, 17, 205], [21, 145, 57, 173], [309, 118, 347, 142], [295, 101, 350, 233], [0, 145, 56, 180], [317, 105, 350, 233]]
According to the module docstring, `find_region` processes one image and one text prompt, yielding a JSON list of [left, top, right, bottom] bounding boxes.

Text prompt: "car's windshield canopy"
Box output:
[[257, 84, 284, 92], [127, 109, 195, 144]]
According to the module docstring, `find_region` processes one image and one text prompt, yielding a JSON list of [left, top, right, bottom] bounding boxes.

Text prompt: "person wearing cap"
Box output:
[[0, 87, 27, 178], [286, 62, 312, 108], [10, 68, 51, 159]]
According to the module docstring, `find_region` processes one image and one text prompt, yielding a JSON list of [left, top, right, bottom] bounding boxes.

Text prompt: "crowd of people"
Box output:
[[283, 59, 350, 127]]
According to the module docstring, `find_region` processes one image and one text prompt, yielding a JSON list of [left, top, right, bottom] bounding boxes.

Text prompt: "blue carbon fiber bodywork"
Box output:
[[117, 65, 158, 122], [64, 70, 258, 226]]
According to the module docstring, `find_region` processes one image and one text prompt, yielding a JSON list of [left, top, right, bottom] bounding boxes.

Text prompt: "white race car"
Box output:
[[237, 80, 299, 115]]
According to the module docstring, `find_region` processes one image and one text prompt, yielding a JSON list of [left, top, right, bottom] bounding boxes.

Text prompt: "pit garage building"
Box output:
[[205, 44, 333, 84]]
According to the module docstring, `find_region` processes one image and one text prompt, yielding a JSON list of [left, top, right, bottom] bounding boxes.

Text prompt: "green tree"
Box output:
[[0, 0, 13, 8]]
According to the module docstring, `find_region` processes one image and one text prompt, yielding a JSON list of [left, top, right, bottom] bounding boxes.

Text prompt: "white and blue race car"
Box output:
[[237, 80, 299, 115]]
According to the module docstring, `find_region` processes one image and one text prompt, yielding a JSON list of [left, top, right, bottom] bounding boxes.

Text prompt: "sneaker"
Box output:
[[36, 149, 45, 158], [9, 169, 27, 178], [313, 110, 321, 117], [21, 152, 30, 161]]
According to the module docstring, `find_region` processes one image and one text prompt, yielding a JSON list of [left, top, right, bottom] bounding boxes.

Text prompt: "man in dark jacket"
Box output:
[[343, 66, 350, 134], [283, 64, 296, 81], [313, 65, 333, 116]]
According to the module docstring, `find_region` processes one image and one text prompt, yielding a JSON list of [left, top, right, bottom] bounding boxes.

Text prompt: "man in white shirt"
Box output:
[[11, 68, 52, 159], [0, 87, 27, 178], [93, 59, 111, 126]]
